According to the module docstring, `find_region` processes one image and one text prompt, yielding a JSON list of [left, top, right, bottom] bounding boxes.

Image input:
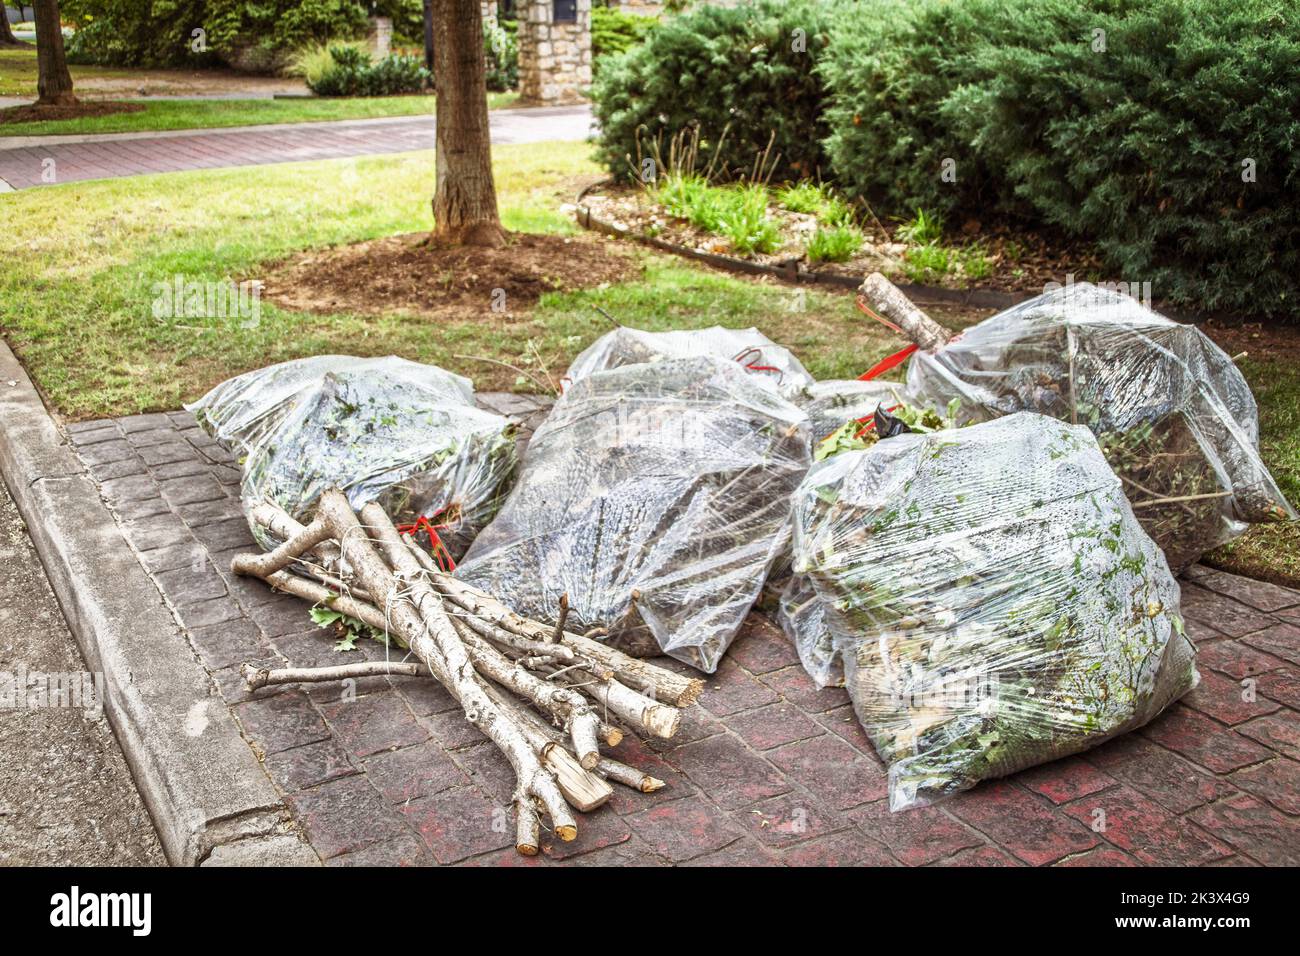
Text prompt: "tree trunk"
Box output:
[[430, 0, 504, 247], [1, 7, 29, 47], [33, 0, 76, 105]]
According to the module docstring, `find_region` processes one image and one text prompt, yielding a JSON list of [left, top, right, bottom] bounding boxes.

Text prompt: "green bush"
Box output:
[[591, 6, 656, 73], [64, 0, 369, 68], [822, 0, 1300, 315], [66, 0, 212, 67], [591, 0, 841, 184], [309, 44, 430, 96], [484, 17, 518, 92]]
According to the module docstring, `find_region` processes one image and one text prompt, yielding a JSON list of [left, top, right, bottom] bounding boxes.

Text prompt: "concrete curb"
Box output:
[[0, 340, 318, 866]]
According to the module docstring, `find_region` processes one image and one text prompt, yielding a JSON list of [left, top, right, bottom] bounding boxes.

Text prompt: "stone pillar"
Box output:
[[518, 0, 592, 106], [367, 16, 393, 58]]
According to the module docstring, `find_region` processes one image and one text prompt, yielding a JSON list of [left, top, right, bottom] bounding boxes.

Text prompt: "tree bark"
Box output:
[[1, 7, 29, 47], [430, 0, 505, 247], [858, 272, 953, 352], [33, 0, 75, 105]]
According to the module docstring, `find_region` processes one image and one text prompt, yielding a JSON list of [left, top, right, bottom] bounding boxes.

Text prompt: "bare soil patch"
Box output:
[[76, 69, 307, 99], [262, 231, 642, 320], [0, 101, 145, 125], [1198, 317, 1300, 366]]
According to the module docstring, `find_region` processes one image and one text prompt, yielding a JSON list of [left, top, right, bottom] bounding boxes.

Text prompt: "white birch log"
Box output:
[[858, 271, 954, 352], [355, 500, 577, 840], [242, 660, 421, 690]]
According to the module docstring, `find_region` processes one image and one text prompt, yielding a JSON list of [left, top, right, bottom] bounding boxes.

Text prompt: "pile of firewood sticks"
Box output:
[[230, 489, 703, 855]]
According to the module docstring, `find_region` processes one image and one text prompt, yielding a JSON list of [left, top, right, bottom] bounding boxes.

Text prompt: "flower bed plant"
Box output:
[[578, 178, 1062, 291]]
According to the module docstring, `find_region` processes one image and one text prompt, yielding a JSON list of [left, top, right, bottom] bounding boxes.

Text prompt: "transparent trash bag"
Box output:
[[790, 412, 1198, 810], [187, 355, 517, 557], [564, 325, 815, 402], [906, 283, 1295, 571], [777, 572, 843, 688], [795, 378, 902, 442], [458, 355, 813, 673]]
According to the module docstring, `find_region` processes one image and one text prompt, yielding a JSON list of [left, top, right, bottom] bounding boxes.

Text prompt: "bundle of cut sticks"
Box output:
[[231, 489, 703, 855]]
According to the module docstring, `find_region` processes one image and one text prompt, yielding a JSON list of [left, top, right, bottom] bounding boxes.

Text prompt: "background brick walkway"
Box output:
[[0, 106, 593, 190], [64, 405, 1300, 866]]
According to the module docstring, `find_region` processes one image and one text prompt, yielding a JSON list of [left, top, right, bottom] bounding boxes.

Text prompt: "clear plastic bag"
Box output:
[[795, 378, 901, 441], [906, 283, 1294, 570], [458, 355, 813, 673], [791, 412, 1198, 811], [188, 355, 517, 557], [777, 572, 843, 688], [564, 325, 816, 401]]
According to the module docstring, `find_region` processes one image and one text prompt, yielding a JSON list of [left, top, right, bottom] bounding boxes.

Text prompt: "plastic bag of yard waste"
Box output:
[[188, 355, 517, 559], [790, 412, 1198, 811], [777, 573, 843, 688], [778, 395, 969, 687], [905, 282, 1295, 571], [564, 325, 815, 401], [457, 355, 813, 673], [795, 378, 901, 441]]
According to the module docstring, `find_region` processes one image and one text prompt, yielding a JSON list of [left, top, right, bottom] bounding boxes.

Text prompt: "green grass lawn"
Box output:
[[0, 140, 908, 419], [0, 93, 527, 137], [0, 47, 519, 136], [1202, 356, 1300, 588], [0, 138, 1294, 584], [0, 45, 137, 96]]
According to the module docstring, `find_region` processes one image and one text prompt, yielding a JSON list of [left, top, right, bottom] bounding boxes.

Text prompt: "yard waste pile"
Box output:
[[778, 396, 969, 687], [789, 412, 1199, 810], [797, 378, 901, 441], [865, 276, 1296, 571], [457, 355, 813, 672], [230, 491, 704, 855], [188, 355, 517, 560], [564, 325, 816, 401]]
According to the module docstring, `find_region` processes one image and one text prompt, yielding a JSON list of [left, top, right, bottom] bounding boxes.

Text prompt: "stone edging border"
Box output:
[[571, 180, 1028, 312], [0, 338, 317, 866]]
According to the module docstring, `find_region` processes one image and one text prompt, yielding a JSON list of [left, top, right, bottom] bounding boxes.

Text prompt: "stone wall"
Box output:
[[517, 0, 592, 107]]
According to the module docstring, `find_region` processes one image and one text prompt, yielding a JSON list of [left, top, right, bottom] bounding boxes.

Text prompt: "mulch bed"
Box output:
[[0, 101, 147, 125], [579, 183, 1107, 297], [1199, 317, 1300, 366], [262, 231, 641, 320]]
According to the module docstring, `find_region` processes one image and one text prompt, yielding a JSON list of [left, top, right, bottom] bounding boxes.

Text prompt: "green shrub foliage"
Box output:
[[591, 0, 1300, 315], [308, 45, 429, 96], [64, 0, 373, 67], [591, 5, 656, 72], [822, 0, 1300, 314], [590, 0, 840, 184], [483, 17, 518, 93]]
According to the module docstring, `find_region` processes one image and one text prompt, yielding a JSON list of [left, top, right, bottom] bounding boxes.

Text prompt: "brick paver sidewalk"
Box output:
[[64, 405, 1300, 866], [0, 105, 593, 190]]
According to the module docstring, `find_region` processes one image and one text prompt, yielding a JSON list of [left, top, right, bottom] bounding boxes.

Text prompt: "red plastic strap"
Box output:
[[855, 293, 905, 334], [859, 344, 918, 381], [396, 510, 457, 572], [732, 347, 783, 379]]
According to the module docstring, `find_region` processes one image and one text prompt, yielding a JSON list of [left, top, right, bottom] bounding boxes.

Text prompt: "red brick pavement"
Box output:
[[65, 408, 1300, 866], [0, 106, 592, 189]]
